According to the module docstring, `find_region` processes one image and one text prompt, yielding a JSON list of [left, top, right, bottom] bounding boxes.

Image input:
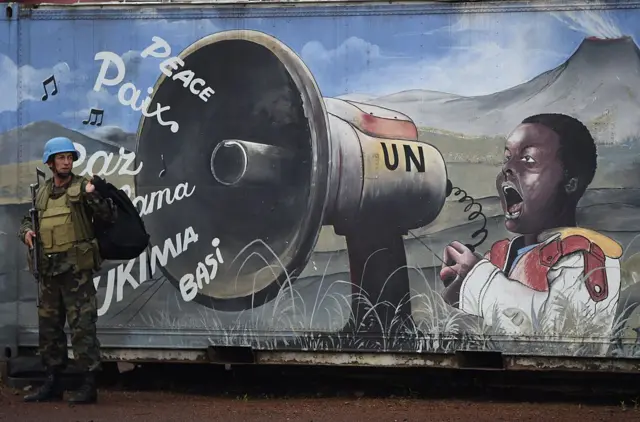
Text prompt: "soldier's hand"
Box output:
[[85, 180, 95, 193], [24, 230, 36, 249]]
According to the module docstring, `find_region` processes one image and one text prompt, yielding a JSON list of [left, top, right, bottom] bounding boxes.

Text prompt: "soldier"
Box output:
[[18, 136, 116, 404]]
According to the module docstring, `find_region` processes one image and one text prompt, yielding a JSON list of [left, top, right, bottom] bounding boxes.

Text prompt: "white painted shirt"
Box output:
[[459, 252, 621, 336]]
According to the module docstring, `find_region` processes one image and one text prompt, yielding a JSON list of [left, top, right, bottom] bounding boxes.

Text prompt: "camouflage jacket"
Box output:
[[18, 173, 116, 276]]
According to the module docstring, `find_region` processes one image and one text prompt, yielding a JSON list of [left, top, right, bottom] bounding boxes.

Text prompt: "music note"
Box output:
[[41, 75, 58, 101], [158, 154, 167, 178], [82, 108, 104, 126]]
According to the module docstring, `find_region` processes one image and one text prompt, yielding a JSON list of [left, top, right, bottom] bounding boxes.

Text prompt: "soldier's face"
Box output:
[[51, 153, 74, 177], [495, 123, 568, 235]]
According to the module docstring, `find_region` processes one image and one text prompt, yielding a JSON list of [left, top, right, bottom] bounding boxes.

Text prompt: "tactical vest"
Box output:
[[35, 175, 101, 273]]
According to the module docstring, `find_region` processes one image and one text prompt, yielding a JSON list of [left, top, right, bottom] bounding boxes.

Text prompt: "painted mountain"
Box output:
[[0, 121, 134, 204], [352, 36, 640, 144]]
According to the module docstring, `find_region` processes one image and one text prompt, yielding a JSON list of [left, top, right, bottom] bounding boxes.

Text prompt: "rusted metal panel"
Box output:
[[76, 347, 640, 374], [255, 351, 460, 368], [255, 351, 640, 373], [100, 348, 211, 363], [2, 0, 640, 372]]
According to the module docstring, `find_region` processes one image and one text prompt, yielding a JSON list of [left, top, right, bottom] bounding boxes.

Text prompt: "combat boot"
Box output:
[[67, 372, 97, 404], [23, 371, 64, 402]]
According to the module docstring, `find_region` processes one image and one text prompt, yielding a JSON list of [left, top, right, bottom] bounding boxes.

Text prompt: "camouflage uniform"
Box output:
[[18, 173, 115, 404]]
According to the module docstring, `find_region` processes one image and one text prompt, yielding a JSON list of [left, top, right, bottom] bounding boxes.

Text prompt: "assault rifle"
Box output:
[[29, 168, 46, 308]]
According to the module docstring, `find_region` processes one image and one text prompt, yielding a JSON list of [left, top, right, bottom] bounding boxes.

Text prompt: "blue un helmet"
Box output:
[[42, 137, 79, 164]]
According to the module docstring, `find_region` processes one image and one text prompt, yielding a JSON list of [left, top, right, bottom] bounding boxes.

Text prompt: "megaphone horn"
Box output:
[[135, 30, 449, 335]]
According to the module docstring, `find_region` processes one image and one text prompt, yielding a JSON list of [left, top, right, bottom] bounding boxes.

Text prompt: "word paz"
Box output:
[[73, 143, 142, 177]]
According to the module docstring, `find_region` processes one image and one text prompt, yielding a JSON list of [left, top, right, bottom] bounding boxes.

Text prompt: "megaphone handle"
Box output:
[[342, 230, 412, 334]]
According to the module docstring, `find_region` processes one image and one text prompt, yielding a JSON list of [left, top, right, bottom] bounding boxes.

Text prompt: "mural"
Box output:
[[2, 1, 640, 360]]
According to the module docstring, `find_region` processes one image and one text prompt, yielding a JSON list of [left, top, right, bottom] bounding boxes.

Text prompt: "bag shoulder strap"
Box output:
[[66, 174, 95, 242]]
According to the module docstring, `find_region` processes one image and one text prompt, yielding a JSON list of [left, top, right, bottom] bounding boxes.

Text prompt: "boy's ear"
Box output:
[[564, 176, 578, 194]]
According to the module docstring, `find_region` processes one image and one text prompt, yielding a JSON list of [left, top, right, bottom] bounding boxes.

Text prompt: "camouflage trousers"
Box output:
[[37, 269, 101, 373]]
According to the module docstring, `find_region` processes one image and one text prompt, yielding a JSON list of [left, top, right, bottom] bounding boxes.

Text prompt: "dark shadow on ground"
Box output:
[[4, 357, 640, 406], [86, 362, 640, 406]]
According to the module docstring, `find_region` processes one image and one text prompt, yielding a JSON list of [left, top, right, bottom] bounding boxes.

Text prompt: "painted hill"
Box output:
[[361, 36, 640, 144], [0, 120, 124, 166], [0, 121, 135, 204], [82, 126, 137, 152]]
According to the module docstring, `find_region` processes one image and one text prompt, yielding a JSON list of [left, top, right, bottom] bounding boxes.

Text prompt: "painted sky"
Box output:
[[0, 3, 638, 135]]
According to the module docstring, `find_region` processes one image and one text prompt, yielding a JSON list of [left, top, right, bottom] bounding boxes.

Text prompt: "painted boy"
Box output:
[[439, 113, 622, 335]]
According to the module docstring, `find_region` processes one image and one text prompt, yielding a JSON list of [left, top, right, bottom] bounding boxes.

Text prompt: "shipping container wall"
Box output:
[[0, 4, 19, 359], [2, 1, 640, 361]]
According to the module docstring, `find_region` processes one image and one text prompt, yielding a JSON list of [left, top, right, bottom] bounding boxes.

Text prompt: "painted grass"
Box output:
[[136, 238, 640, 358]]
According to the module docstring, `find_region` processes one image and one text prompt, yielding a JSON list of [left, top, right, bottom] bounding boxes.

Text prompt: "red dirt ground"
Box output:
[[0, 388, 639, 422], [1, 363, 639, 421]]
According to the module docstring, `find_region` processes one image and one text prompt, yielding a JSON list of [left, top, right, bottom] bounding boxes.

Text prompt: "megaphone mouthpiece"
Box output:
[[446, 179, 453, 197]]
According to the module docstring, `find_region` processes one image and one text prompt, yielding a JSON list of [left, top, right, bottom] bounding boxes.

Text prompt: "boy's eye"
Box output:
[[521, 156, 535, 163]]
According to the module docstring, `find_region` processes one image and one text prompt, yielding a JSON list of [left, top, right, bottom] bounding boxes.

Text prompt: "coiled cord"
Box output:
[[445, 180, 488, 253]]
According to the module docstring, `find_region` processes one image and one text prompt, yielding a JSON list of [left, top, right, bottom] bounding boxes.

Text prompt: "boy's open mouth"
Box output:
[[502, 183, 524, 219]]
